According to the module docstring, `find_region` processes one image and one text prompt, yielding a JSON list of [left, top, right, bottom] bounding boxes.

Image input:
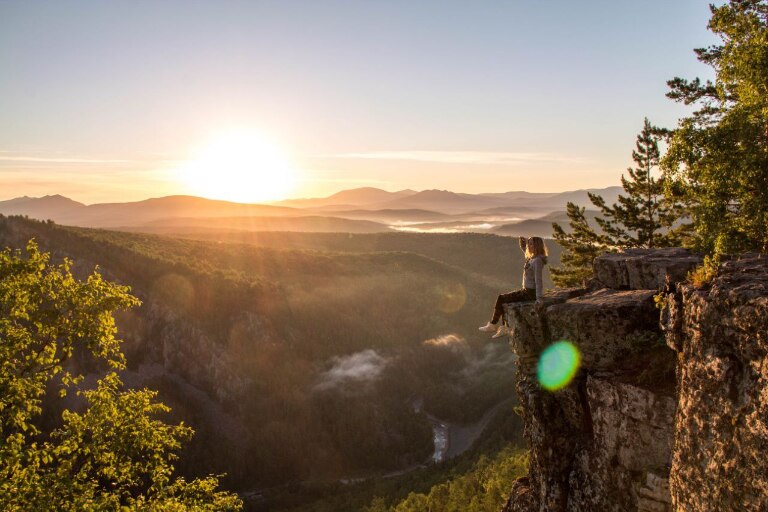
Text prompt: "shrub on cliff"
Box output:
[[0, 241, 241, 511]]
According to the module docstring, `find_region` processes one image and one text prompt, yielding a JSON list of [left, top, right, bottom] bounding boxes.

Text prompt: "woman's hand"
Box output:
[[534, 299, 545, 312]]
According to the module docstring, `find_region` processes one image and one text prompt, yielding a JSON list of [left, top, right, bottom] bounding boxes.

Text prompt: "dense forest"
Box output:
[[109, 229, 562, 289], [0, 215, 544, 509]]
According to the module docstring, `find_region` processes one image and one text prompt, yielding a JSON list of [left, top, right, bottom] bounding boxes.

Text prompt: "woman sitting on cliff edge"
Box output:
[[479, 236, 548, 338]]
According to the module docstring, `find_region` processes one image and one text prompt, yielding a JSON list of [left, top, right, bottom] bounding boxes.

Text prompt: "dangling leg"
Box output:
[[479, 292, 507, 331], [480, 289, 533, 334], [490, 293, 511, 337]]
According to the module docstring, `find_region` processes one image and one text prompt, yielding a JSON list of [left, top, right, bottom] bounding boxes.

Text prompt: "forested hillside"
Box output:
[[110, 229, 562, 289], [0, 215, 538, 508]]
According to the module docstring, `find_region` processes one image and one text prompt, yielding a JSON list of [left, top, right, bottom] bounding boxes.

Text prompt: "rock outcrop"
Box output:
[[661, 255, 768, 511], [592, 248, 704, 291], [504, 249, 768, 511], [503, 248, 702, 512]]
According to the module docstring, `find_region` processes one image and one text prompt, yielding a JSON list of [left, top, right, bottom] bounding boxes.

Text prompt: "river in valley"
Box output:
[[365, 397, 513, 482], [425, 398, 513, 464]]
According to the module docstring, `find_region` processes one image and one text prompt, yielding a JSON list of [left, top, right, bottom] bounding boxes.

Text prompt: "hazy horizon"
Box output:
[[0, 183, 625, 207]]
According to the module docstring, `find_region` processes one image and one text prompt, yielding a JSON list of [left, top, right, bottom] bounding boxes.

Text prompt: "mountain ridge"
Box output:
[[0, 186, 624, 231]]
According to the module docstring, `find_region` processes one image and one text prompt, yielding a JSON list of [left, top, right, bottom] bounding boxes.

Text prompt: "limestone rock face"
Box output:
[[504, 250, 768, 512], [662, 255, 768, 511], [503, 249, 691, 512]]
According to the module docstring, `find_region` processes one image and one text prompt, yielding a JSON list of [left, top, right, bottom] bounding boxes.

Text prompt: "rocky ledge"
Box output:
[[503, 249, 768, 512], [502, 248, 702, 512]]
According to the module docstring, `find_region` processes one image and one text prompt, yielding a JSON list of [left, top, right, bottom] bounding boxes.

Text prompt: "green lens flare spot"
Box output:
[[537, 341, 581, 391]]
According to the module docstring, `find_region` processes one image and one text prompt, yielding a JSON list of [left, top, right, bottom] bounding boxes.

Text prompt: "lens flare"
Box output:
[[537, 341, 581, 391], [436, 282, 466, 313]]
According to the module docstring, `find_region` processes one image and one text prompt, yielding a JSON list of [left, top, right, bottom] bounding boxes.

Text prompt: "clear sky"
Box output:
[[0, 0, 719, 204]]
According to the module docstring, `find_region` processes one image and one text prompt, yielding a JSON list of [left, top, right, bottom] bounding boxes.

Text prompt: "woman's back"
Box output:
[[522, 255, 545, 299]]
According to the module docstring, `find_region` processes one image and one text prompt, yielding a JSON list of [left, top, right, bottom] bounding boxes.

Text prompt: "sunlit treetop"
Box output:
[[0, 240, 242, 511]]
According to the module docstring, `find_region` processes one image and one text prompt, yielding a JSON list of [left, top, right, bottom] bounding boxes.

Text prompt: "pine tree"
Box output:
[[550, 120, 683, 287], [589, 118, 683, 249], [550, 203, 609, 287]]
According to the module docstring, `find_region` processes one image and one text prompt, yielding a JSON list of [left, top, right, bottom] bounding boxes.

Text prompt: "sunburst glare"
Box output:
[[176, 130, 298, 203]]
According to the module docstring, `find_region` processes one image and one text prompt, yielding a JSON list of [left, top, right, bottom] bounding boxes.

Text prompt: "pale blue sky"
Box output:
[[0, 0, 719, 203]]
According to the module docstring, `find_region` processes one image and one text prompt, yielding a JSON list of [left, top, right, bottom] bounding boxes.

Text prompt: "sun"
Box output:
[[177, 131, 298, 203]]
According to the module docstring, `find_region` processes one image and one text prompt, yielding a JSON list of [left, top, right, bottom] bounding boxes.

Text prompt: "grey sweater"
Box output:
[[522, 256, 545, 300]]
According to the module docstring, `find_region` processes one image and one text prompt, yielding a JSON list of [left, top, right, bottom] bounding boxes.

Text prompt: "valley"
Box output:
[[0, 213, 552, 510]]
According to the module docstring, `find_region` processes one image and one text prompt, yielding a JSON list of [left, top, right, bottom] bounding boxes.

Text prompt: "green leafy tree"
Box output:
[[374, 446, 527, 512], [0, 241, 242, 511], [661, 0, 768, 254]]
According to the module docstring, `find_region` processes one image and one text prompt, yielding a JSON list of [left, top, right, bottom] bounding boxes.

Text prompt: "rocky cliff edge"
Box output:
[[502, 249, 768, 512]]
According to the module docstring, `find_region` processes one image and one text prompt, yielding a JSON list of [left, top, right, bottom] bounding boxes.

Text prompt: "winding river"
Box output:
[[425, 398, 513, 464], [365, 398, 513, 482], [242, 398, 515, 502]]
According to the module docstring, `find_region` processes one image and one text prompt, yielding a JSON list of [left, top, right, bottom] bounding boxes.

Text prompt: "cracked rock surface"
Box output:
[[504, 250, 768, 512], [503, 249, 703, 512], [662, 255, 768, 512]]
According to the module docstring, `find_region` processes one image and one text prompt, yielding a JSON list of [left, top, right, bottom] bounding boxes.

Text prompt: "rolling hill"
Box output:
[[0, 195, 304, 228], [0, 194, 85, 218], [0, 186, 624, 236], [492, 210, 606, 237], [117, 215, 393, 234]]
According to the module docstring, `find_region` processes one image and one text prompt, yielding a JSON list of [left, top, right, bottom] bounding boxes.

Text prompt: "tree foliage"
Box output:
[[551, 119, 682, 287], [0, 241, 241, 511], [589, 119, 683, 249], [549, 203, 609, 287], [661, 0, 768, 254], [364, 446, 528, 512]]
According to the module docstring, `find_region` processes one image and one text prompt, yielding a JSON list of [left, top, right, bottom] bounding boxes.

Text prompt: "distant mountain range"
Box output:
[[491, 209, 607, 238], [276, 186, 623, 215], [0, 194, 303, 228], [121, 215, 394, 234], [274, 186, 418, 208], [0, 186, 623, 235]]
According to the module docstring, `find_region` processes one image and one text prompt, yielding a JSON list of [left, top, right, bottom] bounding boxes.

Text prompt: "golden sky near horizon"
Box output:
[[0, 1, 717, 204]]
